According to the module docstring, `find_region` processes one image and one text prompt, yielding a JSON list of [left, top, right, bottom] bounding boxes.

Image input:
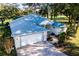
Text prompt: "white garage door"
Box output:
[[21, 33, 43, 47]]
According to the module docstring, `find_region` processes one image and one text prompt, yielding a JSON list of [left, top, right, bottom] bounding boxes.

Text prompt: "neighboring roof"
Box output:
[[39, 20, 65, 28], [10, 19, 48, 37], [40, 20, 50, 25], [11, 14, 48, 25], [51, 22, 65, 27]]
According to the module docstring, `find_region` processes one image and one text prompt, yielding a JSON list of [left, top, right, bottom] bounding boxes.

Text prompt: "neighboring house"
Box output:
[[40, 20, 67, 35], [50, 21, 67, 35], [10, 19, 48, 49]]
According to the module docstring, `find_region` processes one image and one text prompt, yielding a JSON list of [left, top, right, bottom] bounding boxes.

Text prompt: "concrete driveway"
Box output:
[[17, 41, 67, 56]]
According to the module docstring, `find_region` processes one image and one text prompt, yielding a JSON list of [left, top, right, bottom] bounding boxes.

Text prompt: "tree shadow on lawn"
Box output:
[[62, 42, 79, 56]]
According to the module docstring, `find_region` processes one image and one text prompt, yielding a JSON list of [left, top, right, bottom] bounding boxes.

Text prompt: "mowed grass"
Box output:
[[50, 15, 79, 47], [53, 16, 79, 55], [48, 15, 69, 23], [68, 27, 79, 47], [63, 27, 79, 56], [4, 19, 13, 24], [0, 19, 13, 24]]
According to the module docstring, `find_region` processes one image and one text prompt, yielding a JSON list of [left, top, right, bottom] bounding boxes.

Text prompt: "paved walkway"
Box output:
[[17, 41, 67, 56]]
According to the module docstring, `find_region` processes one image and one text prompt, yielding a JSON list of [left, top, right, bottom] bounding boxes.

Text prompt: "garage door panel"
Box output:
[[21, 33, 43, 46]]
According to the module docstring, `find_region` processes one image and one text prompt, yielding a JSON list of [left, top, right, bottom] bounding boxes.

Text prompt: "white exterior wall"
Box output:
[[14, 37, 21, 49], [43, 31, 47, 41], [51, 27, 62, 35], [14, 31, 47, 49], [51, 27, 67, 35]]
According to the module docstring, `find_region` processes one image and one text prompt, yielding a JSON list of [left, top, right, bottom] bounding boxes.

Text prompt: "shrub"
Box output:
[[58, 32, 66, 46]]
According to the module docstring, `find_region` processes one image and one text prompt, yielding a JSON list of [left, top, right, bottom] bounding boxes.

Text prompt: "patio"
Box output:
[[17, 41, 67, 56]]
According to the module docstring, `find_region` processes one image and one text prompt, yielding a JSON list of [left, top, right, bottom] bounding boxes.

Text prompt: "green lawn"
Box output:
[[58, 27, 79, 56], [4, 19, 13, 24], [0, 19, 13, 24], [47, 15, 69, 23], [67, 27, 79, 47]]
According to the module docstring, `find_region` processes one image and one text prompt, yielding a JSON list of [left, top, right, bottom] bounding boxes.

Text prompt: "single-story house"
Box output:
[[10, 14, 67, 56], [10, 19, 48, 49]]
